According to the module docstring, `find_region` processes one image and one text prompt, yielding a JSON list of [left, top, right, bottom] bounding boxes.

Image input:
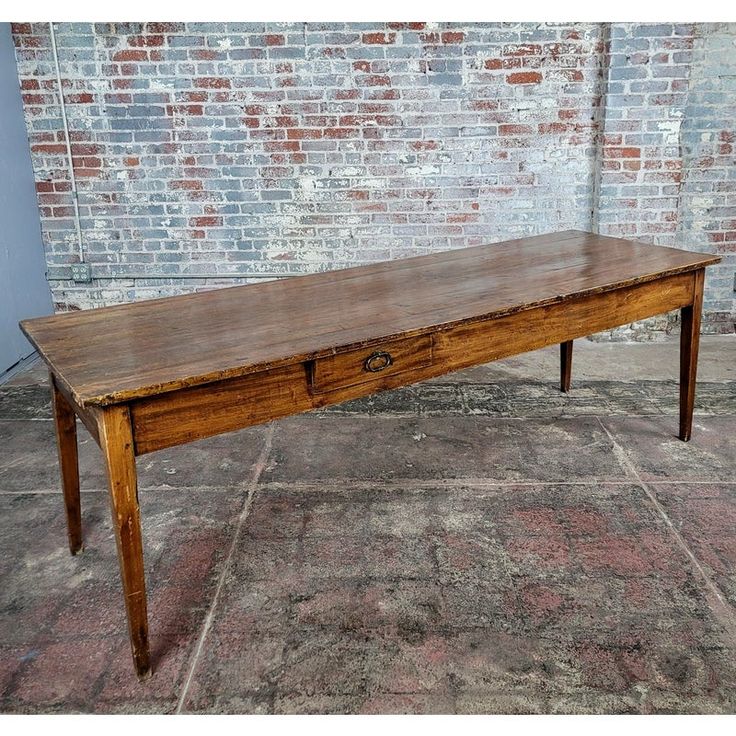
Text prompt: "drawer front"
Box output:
[[311, 334, 434, 394]]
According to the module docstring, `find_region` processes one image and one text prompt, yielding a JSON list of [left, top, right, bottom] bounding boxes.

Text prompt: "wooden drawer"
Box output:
[[310, 334, 434, 394]]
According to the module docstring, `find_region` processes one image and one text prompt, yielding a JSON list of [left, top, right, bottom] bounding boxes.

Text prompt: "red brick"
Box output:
[[191, 50, 219, 60], [15, 35, 43, 48], [484, 59, 502, 70], [538, 123, 575, 134], [170, 180, 203, 190], [166, 105, 204, 116], [362, 33, 396, 45], [31, 143, 66, 154], [506, 71, 542, 84], [448, 213, 479, 223], [410, 141, 438, 150], [70, 143, 100, 156], [286, 129, 322, 140], [189, 216, 222, 227], [387, 22, 426, 30], [264, 141, 300, 152], [146, 22, 185, 33], [23, 93, 51, 105], [264, 35, 285, 46], [182, 91, 207, 102], [113, 50, 148, 62], [194, 77, 231, 89], [362, 75, 391, 87], [323, 128, 357, 139], [604, 147, 641, 159], [560, 69, 584, 81], [469, 100, 498, 111], [11, 23, 32, 34], [72, 157, 101, 169], [499, 124, 534, 135], [128, 35, 164, 47], [441, 32, 465, 44], [66, 93, 94, 104]]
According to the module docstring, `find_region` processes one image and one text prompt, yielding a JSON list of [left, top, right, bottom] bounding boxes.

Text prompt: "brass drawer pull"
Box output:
[[364, 350, 393, 373]]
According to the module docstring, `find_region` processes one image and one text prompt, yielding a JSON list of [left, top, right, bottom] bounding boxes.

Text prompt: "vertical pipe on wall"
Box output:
[[48, 22, 85, 264], [590, 22, 612, 236]]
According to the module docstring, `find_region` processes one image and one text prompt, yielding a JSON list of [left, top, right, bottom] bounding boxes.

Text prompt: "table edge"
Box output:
[[23, 257, 719, 409]]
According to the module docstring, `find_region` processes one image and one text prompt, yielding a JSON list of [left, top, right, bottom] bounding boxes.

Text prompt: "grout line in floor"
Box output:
[[596, 416, 736, 644], [174, 423, 275, 713], [2, 478, 736, 498]]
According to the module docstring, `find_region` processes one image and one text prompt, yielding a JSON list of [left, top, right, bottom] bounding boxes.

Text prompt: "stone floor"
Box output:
[[0, 336, 735, 714]]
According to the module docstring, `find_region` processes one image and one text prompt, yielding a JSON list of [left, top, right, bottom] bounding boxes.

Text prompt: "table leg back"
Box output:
[[51, 375, 83, 555], [679, 269, 705, 442]]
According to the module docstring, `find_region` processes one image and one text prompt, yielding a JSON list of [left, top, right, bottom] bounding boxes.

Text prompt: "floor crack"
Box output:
[[596, 416, 736, 644], [175, 424, 275, 713]]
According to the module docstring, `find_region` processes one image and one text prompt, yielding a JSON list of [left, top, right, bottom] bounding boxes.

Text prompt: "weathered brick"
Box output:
[[506, 71, 543, 84], [9, 21, 734, 335], [194, 77, 231, 88], [362, 32, 396, 45]]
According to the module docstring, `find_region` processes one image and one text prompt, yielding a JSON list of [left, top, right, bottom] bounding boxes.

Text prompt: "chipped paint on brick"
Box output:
[[9, 22, 736, 335]]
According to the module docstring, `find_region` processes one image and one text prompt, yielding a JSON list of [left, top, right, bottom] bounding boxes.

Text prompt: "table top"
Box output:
[[21, 230, 719, 407]]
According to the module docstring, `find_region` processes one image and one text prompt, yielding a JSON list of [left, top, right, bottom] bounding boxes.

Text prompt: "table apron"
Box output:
[[127, 270, 697, 455]]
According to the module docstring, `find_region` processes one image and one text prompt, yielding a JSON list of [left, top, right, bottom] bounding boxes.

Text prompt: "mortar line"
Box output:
[[174, 423, 275, 713], [596, 417, 736, 643]]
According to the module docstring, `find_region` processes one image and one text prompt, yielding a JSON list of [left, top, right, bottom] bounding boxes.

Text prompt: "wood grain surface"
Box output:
[[129, 270, 696, 454], [21, 230, 719, 407]]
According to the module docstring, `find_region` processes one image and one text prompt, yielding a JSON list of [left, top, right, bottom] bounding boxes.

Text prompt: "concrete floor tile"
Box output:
[[264, 415, 626, 483], [0, 420, 269, 493], [602, 415, 736, 482], [1, 337, 735, 713], [649, 482, 736, 608], [175, 480, 736, 714], [0, 489, 245, 711]]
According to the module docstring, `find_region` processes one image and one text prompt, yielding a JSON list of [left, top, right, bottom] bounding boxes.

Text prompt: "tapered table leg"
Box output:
[[51, 375, 83, 555], [679, 269, 705, 442], [99, 404, 151, 677], [560, 340, 573, 393]]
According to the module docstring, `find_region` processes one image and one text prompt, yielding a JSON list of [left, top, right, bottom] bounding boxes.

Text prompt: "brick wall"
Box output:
[[11, 22, 736, 338]]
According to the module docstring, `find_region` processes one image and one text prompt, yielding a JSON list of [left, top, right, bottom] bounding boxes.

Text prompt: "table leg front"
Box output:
[[679, 269, 705, 442], [50, 376, 83, 555], [99, 404, 151, 677]]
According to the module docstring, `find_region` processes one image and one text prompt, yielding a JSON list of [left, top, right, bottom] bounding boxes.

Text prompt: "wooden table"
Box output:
[[20, 230, 720, 677]]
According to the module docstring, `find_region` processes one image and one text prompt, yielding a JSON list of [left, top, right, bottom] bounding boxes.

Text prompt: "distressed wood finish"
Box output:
[[21, 230, 720, 676], [21, 230, 719, 409], [131, 270, 695, 454], [311, 334, 434, 394]]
